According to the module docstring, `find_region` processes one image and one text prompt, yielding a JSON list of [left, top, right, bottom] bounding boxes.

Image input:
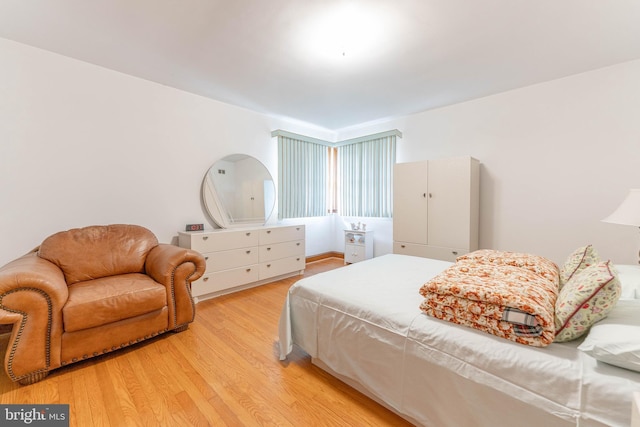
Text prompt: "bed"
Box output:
[[278, 253, 640, 427]]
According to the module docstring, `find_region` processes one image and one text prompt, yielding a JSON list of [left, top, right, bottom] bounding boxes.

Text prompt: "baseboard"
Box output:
[[306, 251, 344, 263]]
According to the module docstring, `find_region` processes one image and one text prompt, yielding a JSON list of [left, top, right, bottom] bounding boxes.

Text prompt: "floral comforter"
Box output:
[[419, 250, 560, 347]]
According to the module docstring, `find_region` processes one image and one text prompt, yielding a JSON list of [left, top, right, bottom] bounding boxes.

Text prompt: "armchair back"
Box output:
[[38, 224, 159, 285]]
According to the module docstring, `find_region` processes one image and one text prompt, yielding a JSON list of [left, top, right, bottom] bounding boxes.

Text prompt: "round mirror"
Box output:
[[202, 154, 276, 228]]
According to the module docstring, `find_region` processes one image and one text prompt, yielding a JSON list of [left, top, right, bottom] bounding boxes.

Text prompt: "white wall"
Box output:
[[0, 38, 334, 266], [2, 36, 639, 268], [338, 59, 640, 265]]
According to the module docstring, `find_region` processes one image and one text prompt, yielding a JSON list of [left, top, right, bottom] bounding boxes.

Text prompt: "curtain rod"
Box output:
[[270, 129, 402, 147]]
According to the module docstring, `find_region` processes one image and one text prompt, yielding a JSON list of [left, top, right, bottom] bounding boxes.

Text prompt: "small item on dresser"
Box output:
[[185, 223, 204, 231]]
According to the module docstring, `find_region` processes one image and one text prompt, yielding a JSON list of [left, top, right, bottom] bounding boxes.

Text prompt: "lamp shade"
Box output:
[[602, 189, 640, 226]]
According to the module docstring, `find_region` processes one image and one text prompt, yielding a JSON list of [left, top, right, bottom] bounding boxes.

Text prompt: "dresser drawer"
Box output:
[[192, 266, 260, 297], [181, 229, 259, 252], [259, 256, 305, 280], [422, 245, 468, 262], [393, 242, 468, 262], [203, 247, 259, 273], [393, 242, 431, 258], [259, 240, 304, 262], [259, 225, 305, 245]]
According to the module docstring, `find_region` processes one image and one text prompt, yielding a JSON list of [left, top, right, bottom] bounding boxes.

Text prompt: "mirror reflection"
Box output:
[[202, 154, 275, 228]]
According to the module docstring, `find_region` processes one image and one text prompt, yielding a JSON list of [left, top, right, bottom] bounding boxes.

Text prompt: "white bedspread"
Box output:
[[278, 254, 640, 427]]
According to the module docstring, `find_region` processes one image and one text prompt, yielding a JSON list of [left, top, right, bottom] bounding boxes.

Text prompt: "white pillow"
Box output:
[[616, 264, 640, 300], [578, 299, 640, 372]]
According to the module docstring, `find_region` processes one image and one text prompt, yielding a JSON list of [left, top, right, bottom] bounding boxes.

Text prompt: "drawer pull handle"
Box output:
[[267, 230, 272, 234], [401, 244, 406, 248], [246, 268, 251, 272], [205, 256, 209, 260], [452, 251, 459, 255], [267, 264, 271, 268], [246, 232, 251, 236], [296, 242, 300, 246], [296, 227, 300, 230], [202, 236, 209, 240], [296, 257, 300, 261], [267, 247, 271, 251], [203, 277, 209, 282], [246, 250, 251, 254]]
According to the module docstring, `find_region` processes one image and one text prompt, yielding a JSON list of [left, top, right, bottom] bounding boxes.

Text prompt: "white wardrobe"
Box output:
[[393, 156, 480, 262]]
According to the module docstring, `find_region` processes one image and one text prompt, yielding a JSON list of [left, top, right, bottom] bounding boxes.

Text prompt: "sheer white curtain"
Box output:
[[277, 136, 328, 219], [337, 135, 396, 217]]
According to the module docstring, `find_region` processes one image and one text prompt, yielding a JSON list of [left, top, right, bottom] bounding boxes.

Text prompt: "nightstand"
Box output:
[[344, 229, 374, 264]]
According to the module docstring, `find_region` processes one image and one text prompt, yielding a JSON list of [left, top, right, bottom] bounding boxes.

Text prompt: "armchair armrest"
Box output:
[[145, 244, 206, 329], [0, 251, 69, 383]]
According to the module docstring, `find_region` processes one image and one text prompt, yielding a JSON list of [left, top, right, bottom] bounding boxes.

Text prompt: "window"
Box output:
[[273, 129, 400, 219], [276, 135, 329, 219], [337, 134, 396, 217]]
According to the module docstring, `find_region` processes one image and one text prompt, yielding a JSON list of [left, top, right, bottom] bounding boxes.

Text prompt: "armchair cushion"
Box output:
[[38, 224, 158, 285], [63, 273, 167, 332]]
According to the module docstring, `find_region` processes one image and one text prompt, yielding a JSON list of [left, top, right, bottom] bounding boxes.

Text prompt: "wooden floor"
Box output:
[[0, 258, 414, 427]]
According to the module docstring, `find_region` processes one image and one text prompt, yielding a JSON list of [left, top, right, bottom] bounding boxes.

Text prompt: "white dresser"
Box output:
[[178, 224, 305, 301]]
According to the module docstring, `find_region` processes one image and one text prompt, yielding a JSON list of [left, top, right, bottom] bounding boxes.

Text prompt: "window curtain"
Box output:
[[337, 135, 396, 217], [277, 136, 328, 219]]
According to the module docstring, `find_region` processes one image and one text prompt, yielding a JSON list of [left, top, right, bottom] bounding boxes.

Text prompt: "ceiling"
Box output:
[[1, 0, 640, 131]]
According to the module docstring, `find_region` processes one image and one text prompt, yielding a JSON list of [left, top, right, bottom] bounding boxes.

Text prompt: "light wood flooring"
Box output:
[[0, 258, 414, 426]]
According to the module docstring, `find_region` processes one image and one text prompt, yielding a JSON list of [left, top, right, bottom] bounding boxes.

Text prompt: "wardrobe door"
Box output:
[[427, 157, 477, 251], [393, 161, 428, 245]]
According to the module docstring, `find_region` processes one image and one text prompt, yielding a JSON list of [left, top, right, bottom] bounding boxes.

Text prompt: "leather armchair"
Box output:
[[0, 224, 205, 385]]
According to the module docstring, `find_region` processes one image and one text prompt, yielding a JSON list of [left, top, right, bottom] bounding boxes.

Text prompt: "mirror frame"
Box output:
[[202, 154, 275, 228]]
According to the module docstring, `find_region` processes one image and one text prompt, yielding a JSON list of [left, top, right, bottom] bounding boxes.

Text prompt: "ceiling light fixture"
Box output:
[[296, 2, 391, 66]]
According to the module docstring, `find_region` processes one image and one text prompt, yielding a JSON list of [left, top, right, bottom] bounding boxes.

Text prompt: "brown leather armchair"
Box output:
[[0, 224, 205, 385]]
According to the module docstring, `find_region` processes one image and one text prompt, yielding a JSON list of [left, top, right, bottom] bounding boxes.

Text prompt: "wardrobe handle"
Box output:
[[429, 193, 433, 198], [422, 193, 426, 198]]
